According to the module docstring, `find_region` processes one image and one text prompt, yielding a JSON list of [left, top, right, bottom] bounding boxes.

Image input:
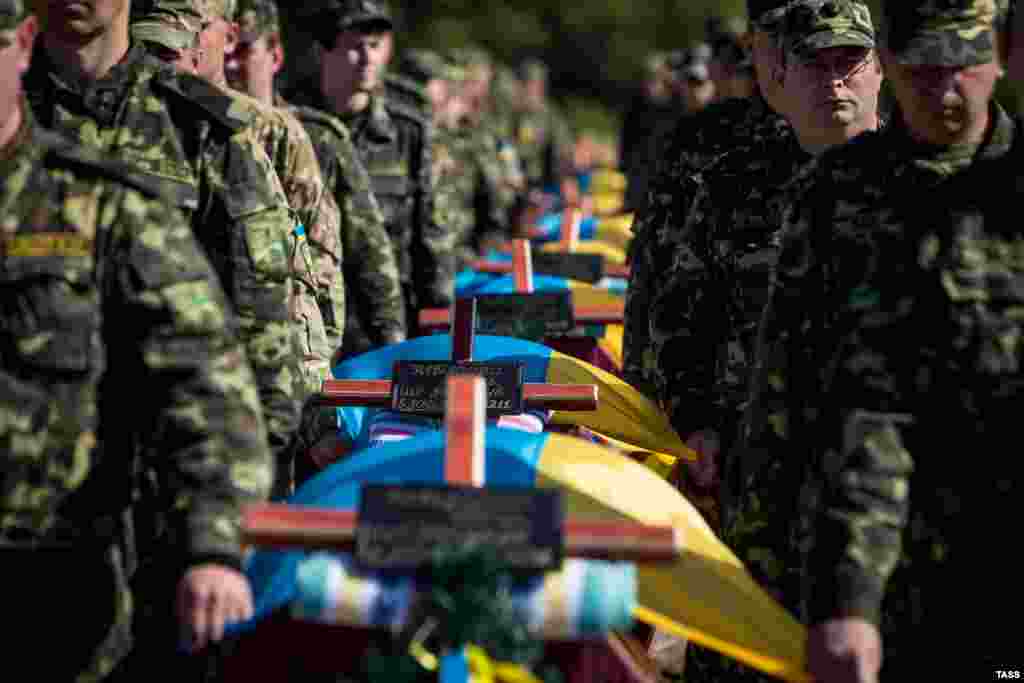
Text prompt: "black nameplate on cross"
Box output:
[[355, 483, 565, 572], [474, 292, 575, 340], [531, 250, 606, 284], [390, 360, 525, 417]]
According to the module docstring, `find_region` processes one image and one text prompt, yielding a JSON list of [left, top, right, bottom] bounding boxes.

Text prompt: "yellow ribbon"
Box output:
[[407, 638, 542, 683]]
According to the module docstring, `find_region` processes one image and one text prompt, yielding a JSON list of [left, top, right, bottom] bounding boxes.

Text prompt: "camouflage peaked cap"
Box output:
[[0, 0, 26, 47], [783, 0, 875, 59], [236, 0, 279, 42], [132, 0, 236, 51], [881, 0, 997, 66]]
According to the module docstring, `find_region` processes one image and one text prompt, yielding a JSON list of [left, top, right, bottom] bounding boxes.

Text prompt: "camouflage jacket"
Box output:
[[331, 93, 455, 316], [623, 93, 791, 400], [24, 43, 299, 463], [0, 110, 272, 677], [224, 87, 342, 398], [435, 122, 508, 267], [754, 106, 1021, 644], [284, 98, 406, 356], [648, 129, 806, 444], [513, 102, 573, 191]]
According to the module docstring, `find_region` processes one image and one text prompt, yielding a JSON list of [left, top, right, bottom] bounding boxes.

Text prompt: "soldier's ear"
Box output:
[[15, 15, 38, 75], [269, 35, 285, 76]]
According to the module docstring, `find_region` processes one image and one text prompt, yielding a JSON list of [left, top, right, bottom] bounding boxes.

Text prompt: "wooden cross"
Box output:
[[421, 239, 624, 332]]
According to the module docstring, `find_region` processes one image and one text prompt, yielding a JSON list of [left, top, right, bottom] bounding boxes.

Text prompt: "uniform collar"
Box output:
[[885, 100, 1014, 174], [346, 95, 395, 143]]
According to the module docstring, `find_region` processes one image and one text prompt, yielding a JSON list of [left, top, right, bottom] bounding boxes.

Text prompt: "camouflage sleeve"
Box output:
[[413, 118, 456, 309], [113, 192, 272, 566], [213, 124, 301, 465], [277, 115, 340, 394], [336, 134, 407, 346], [647, 178, 727, 438], [622, 148, 702, 400]]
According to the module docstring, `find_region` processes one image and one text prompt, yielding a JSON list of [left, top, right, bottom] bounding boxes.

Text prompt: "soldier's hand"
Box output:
[[807, 617, 881, 683], [177, 564, 254, 653]]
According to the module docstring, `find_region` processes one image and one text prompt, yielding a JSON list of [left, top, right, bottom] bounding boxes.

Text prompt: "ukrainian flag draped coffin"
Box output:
[[327, 335, 680, 460], [234, 427, 807, 679]]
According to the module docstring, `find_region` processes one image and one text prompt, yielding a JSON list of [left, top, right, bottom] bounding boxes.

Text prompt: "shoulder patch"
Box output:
[[152, 71, 253, 132], [42, 130, 199, 208]]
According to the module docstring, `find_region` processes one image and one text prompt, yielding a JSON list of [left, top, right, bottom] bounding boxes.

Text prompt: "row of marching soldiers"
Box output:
[[621, 0, 1023, 681], [0, 0, 585, 681]]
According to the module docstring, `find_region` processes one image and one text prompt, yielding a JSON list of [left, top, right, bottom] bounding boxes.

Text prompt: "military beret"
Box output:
[[880, 0, 997, 66], [783, 0, 875, 59]]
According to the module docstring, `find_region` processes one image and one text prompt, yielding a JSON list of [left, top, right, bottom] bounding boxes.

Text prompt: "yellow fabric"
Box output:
[[540, 239, 626, 265], [546, 350, 694, 463], [594, 214, 634, 250], [579, 429, 678, 481], [592, 192, 625, 217], [589, 168, 628, 194], [598, 323, 623, 367], [535, 434, 808, 682]]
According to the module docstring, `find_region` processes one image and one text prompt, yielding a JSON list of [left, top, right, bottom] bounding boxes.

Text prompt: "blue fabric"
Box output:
[[532, 212, 598, 243], [230, 427, 549, 634], [331, 335, 555, 447]]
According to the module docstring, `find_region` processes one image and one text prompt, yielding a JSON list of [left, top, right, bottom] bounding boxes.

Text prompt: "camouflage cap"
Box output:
[[783, 0, 875, 59], [881, 0, 997, 66], [131, 0, 236, 51], [236, 0, 279, 42], [0, 0, 26, 47]]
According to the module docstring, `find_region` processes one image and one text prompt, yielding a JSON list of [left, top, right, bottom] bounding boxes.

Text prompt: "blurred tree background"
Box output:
[[277, 0, 1020, 150]]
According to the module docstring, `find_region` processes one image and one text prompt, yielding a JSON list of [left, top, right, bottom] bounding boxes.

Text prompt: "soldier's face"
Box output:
[[196, 15, 235, 82], [226, 34, 281, 96], [0, 16, 38, 140], [785, 46, 882, 148], [326, 29, 389, 95], [882, 48, 1001, 145], [39, 0, 129, 41]]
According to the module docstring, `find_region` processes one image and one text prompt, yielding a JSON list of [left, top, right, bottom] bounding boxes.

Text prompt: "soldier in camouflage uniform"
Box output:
[[744, 2, 1020, 680], [290, 0, 453, 352], [512, 58, 574, 193], [651, 0, 880, 586], [0, 4, 272, 680], [133, 0, 347, 494], [451, 45, 525, 217], [26, 0, 299, 480], [434, 51, 509, 268], [622, 0, 797, 405]]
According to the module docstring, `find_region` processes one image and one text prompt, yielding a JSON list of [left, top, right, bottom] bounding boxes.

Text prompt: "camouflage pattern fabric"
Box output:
[[623, 92, 792, 401], [224, 88, 341, 398], [750, 104, 1021, 675], [283, 95, 407, 356], [0, 107, 271, 681], [383, 71, 431, 114], [24, 43, 301, 466], [512, 101, 574, 191], [325, 93, 455, 343], [435, 123, 508, 268], [235, 0, 279, 42], [881, 0, 998, 65]]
